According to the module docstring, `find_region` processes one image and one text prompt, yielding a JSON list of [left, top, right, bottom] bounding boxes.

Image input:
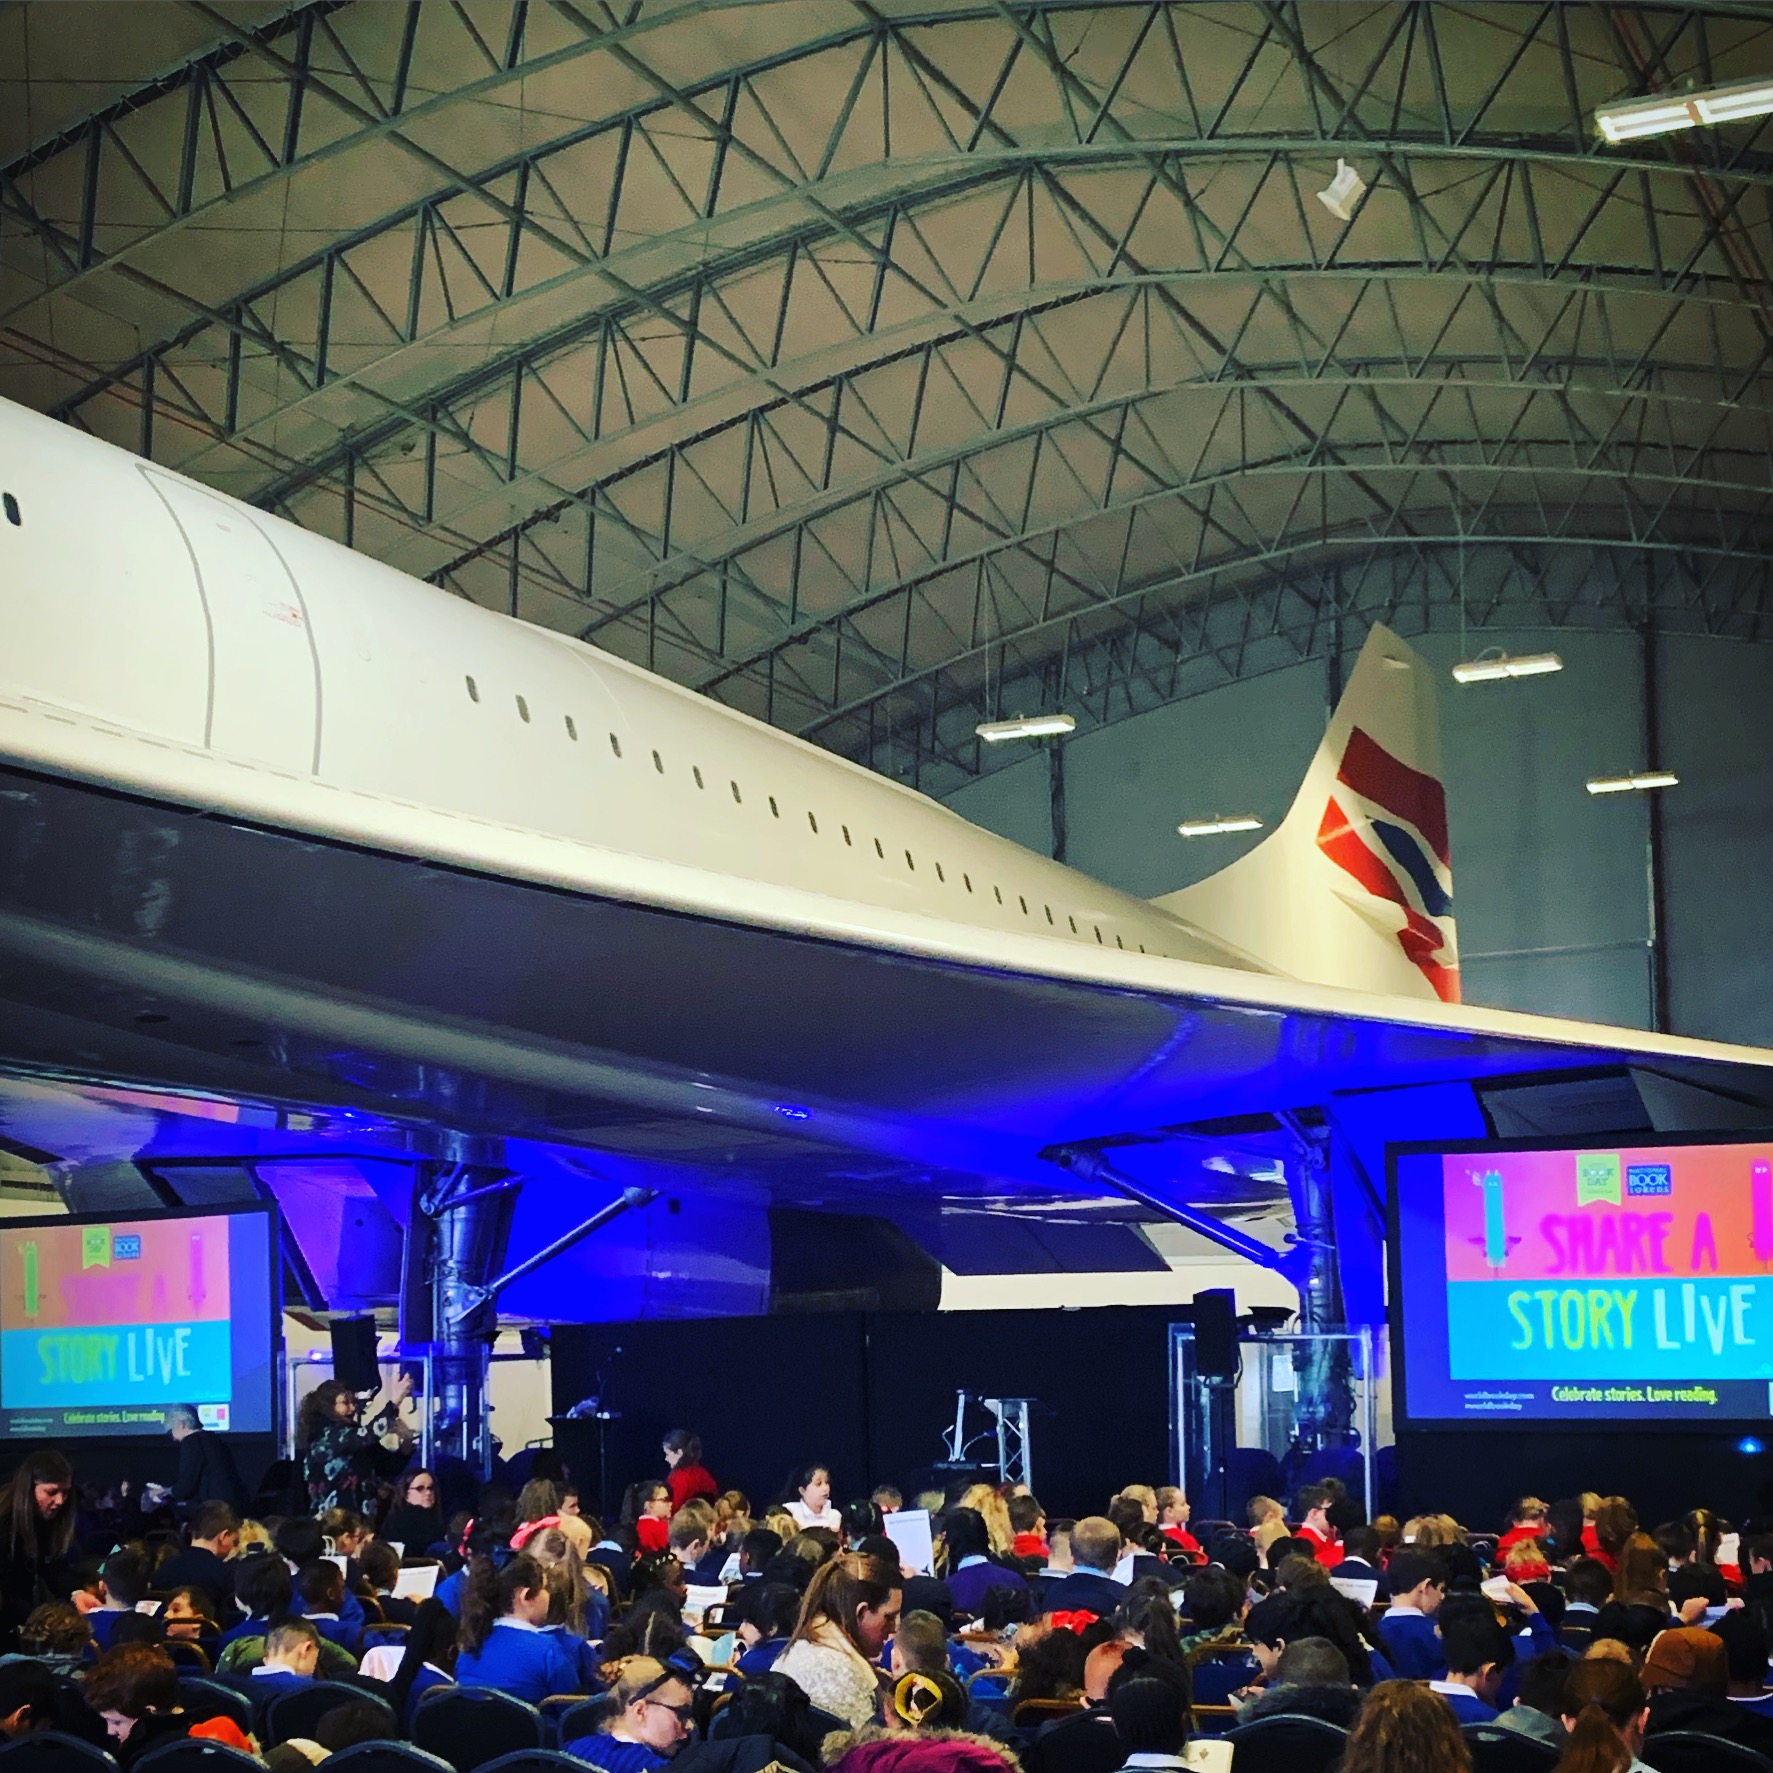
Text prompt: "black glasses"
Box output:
[[643, 1699, 695, 1722]]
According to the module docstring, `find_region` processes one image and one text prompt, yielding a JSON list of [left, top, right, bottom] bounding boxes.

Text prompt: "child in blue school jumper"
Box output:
[[453, 1553, 582, 1704], [1376, 1549, 1448, 1679], [1427, 1605, 1514, 1724]]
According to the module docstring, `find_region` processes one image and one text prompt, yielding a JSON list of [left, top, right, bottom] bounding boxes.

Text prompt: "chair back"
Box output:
[[556, 1696, 612, 1742], [1223, 1712, 1349, 1773], [166, 1642, 213, 1673], [0, 1731, 115, 1767], [412, 1686, 546, 1771], [1641, 1732, 1773, 1771], [266, 1680, 396, 1747], [1461, 1724, 1563, 1773], [323, 1747, 456, 1773], [1011, 1697, 1084, 1728], [176, 1679, 253, 1734], [134, 1741, 264, 1772], [477, 1755, 587, 1772]]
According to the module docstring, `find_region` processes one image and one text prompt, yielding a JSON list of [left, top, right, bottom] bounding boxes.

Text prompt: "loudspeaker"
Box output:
[[329, 1316, 382, 1393], [1192, 1289, 1239, 1379]]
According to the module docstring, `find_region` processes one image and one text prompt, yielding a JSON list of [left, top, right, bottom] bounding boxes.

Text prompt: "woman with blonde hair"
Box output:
[[1339, 1679, 1473, 1773]]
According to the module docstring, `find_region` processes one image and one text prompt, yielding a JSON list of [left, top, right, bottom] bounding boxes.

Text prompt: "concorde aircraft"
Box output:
[[0, 394, 1769, 1313]]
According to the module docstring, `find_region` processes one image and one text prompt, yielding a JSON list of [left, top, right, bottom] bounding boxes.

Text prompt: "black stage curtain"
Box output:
[[552, 1306, 1178, 1521]]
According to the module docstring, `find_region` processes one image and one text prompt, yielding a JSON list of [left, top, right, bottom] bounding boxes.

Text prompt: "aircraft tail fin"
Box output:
[[1155, 624, 1459, 1003]]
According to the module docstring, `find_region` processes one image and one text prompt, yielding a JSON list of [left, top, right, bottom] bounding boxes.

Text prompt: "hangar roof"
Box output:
[[5, 0, 1772, 796]]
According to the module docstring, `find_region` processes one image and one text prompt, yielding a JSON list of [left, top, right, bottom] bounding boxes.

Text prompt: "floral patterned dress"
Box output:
[[304, 1404, 397, 1514]]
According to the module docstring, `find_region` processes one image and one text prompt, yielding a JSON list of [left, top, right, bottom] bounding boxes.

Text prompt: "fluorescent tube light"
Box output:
[[1177, 814, 1264, 838], [1694, 80, 1773, 123], [974, 713, 1076, 742], [1585, 770, 1679, 795], [1597, 77, 1773, 143], [1451, 651, 1564, 684]]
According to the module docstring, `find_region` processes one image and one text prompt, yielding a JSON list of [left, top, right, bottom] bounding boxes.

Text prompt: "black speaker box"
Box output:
[[330, 1316, 382, 1393], [1192, 1288, 1239, 1379]]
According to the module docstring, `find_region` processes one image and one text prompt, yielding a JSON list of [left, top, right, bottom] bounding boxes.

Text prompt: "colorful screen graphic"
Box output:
[[0, 1208, 275, 1439], [1392, 1139, 1773, 1423]]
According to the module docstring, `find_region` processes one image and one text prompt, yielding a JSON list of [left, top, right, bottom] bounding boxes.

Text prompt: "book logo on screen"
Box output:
[[111, 1235, 142, 1261], [1627, 1165, 1673, 1198], [1576, 1154, 1623, 1208]]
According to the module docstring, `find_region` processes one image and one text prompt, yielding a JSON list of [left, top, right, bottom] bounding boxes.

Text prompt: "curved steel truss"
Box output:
[[5, 0, 1772, 794]]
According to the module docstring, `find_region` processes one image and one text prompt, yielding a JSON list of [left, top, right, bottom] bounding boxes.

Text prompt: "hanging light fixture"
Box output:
[[1177, 814, 1264, 838], [1451, 650, 1565, 684], [1585, 771, 1679, 795], [1316, 159, 1368, 221], [1596, 77, 1773, 143], [975, 713, 1076, 742]]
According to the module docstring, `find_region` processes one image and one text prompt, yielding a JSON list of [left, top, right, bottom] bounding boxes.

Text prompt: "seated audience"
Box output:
[[1715, 1608, 1773, 1717], [1294, 1484, 1344, 1569], [1490, 1644, 1574, 1750], [1009, 1493, 1048, 1562], [19, 1600, 93, 1674], [565, 1652, 698, 1771], [296, 1557, 361, 1654], [315, 1696, 401, 1752], [1429, 1604, 1513, 1722], [1377, 1548, 1447, 1678], [1497, 1496, 1550, 1555], [1340, 1679, 1473, 1773], [88, 1549, 151, 1650], [775, 1549, 900, 1727], [1559, 1656, 1648, 1773], [0, 1658, 64, 1740], [1233, 1635, 1360, 1728], [734, 1580, 800, 1674], [893, 1607, 1014, 1741], [159, 1586, 218, 1646], [625, 1480, 675, 1555], [222, 1553, 293, 1650], [454, 1552, 581, 1703], [783, 1465, 843, 1534], [248, 1617, 322, 1703], [1105, 1658, 1191, 1769], [944, 1507, 1029, 1620], [1039, 1517, 1129, 1617], [381, 1468, 445, 1554], [153, 1502, 239, 1610], [1641, 1621, 1773, 1757], [82, 1642, 189, 1765]]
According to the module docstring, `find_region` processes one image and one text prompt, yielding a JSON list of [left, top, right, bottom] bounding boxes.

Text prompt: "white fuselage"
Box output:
[[0, 398, 1249, 972]]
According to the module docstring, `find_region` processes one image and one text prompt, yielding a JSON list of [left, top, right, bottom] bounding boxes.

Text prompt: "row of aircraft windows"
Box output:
[[463, 675, 1152, 953]]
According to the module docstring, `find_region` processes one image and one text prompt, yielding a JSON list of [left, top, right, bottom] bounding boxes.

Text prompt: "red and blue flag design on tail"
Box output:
[[1316, 727, 1460, 1002]]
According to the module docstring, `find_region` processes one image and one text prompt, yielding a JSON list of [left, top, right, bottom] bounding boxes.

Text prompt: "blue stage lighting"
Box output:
[[1738, 1437, 1765, 1455], [773, 1104, 811, 1121]]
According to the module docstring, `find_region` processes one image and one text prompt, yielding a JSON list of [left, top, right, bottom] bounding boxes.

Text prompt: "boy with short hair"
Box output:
[[88, 1550, 151, 1650], [1009, 1494, 1047, 1562], [1376, 1548, 1447, 1679], [295, 1561, 360, 1656], [1430, 1603, 1513, 1723], [1294, 1485, 1344, 1569], [249, 1618, 321, 1705]]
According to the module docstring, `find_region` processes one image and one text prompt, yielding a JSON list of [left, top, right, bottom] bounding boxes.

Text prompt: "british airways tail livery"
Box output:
[[0, 393, 1767, 1255], [1158, 634, 1460, 1002]]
